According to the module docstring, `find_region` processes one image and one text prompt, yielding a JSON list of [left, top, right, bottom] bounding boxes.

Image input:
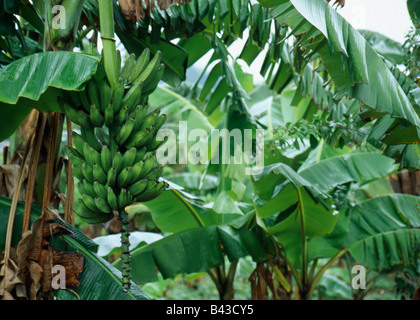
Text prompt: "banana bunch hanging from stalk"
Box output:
[[63, 49, 168, 292]]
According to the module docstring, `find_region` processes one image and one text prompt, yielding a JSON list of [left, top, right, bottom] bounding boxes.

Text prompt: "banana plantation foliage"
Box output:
[[0, 0, 419, 302]]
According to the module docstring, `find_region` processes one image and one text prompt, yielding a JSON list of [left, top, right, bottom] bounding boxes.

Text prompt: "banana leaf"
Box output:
[[113, 225, 268, 284], [0, 196, 149, 300], [359, 30, 407, 65], [346, 194, 420, 271], [298, 152, 397, 192], [260, 0, 420, 155], [0, 51, 100, 142], [252, 151, 401, 266], [135, 182, 218, 234]]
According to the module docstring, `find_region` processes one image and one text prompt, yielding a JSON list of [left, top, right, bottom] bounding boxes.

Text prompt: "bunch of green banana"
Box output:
[[63, 49, 168, 292]]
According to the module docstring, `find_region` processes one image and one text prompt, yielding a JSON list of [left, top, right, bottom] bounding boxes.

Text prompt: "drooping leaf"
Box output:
[[138, 183, 218, 233], [0, 51, 100, 142], [113, 225, 268, 284], [346, 194, 420, 271], [262, 0, 420, 143], [298, 152, 397, 192], [359, 30, 407, 65]]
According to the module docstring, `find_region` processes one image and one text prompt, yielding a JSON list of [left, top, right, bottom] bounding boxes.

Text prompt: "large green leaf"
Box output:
[[252, 162, 335, 265], [359, 30, 407, 66], [0, 196, 148, 300], [113, 225, 268, 284], [261, 0, 420, 142], [137, 183, 218, 233], [298, 152, 397, 192], [0, 51, 100, 105], [407, 0, 420, 27], [252, 150, 400, 265], [346, 194, 420, 271], [0, 51, 100, 142]]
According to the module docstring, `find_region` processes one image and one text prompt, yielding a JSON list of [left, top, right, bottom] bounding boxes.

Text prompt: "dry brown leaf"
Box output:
[[413, 288, 420, 300], [157, 0, 189, 10], [28, 261, 42, 300], [0, 249, 27, 300], [15, 209, 78, 299], [39, 241, 53, 293], [53, 251, 84, 289], [119, 0, 191, 22], [326, 0, 345, 8], [0, 164, 26, 200]]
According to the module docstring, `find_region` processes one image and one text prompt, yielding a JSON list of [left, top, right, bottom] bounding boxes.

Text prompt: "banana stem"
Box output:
[[119, 209, 131, 292], [98, 0, 119, 86]]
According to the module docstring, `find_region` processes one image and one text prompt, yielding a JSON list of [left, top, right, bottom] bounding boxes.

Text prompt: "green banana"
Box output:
[[147, 165, 163, 181], [81, 162, 94, 183], [135, 147, 147, 163], [81, 127, 102, 152], [79, 90, 91, 112], [121, 147, 137, 169], [121, 80, 143, 113], [74, 198, 113, 224], [78, 180, 96, 199], [118, 188, 134, 209], [104, 102, 114, 127], [132, 105, 146, 132], [89, 146, 102, 166], [116, 117, 136, 145], [125, 161, 143, 186], [81, 193, 98, 212], [93, 163, 107, 185], [87, 79, 101, 110], [64, 145, 85, 165], [111, 78, 125, 114], [72, 164, 84, 181], [112, 152, 123, 173], [64, 103, 92, 128], [117, 166, 131, 188], [107, 187, 119, 210], [127, 179, 148, 197], [135, 180, 167, 202], [90, 104, 104, 127], [142, 63, 165, 94], [82, 142, 93, 166], [127, 127, 155, 149], [140, 154, 158, 179], [99, 78, 112, 113], [118, 188, 128, 209], [125, 130, 148, 150], [67, 152, 85, 167], [115, 105, 129, 128], [72, 132, 85, 152], [100, 145, 113, 173], [135, 51, 162, 85], [139, 112, 156, 133], [155, 113, 167, 132], [93, 180, 108, 200], [107, 167, 117, 188], [127, 48, 150, 84], [120, 54, 136, 81], [147, 135, 168, 152], [95, 196, 112, 214]]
